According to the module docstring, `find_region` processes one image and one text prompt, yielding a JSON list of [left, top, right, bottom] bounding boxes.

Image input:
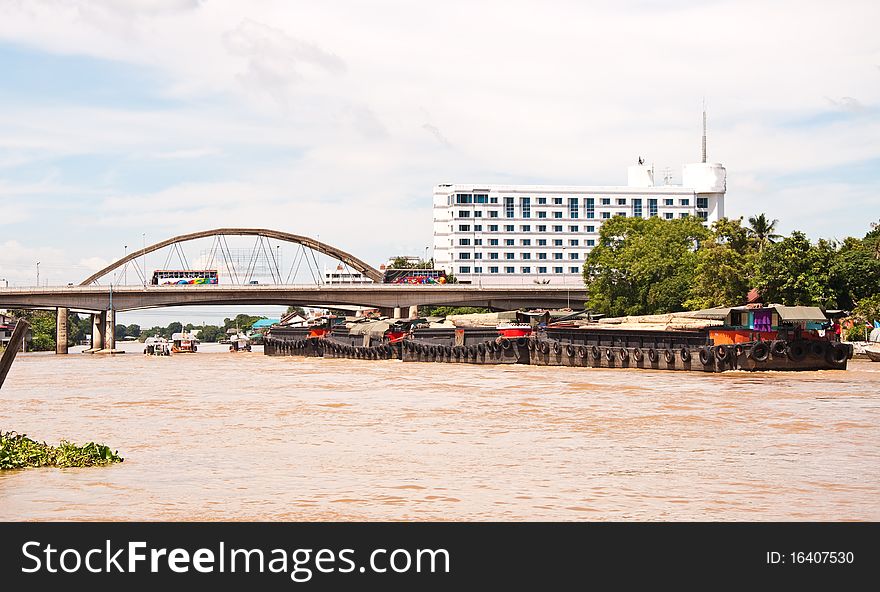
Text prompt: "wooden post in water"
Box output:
[[0, 319, 30, 389]]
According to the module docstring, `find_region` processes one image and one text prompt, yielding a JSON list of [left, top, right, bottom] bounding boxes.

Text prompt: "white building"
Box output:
[[323, 264, 372, 284], [432, 161, 726, 286]]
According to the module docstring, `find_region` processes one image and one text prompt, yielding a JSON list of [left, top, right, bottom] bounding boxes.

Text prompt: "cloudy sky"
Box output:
[[0, 0, 878, 324]]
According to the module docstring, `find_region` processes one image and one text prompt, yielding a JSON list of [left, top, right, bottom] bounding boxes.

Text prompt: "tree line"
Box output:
[[583, 214, 880, 327]]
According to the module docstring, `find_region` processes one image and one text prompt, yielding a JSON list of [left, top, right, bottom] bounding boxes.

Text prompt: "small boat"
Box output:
[[229, 333, 252, 352], [865, 345, 880, 362], [143, 337, 170, 356], [171, 332, 198, 353]]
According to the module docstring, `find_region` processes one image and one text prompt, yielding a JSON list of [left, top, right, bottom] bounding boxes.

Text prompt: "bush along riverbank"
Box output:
[[0, 431, 123, 469]]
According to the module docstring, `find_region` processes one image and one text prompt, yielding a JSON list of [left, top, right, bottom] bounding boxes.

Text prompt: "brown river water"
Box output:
[[1, 342, 878, 521]]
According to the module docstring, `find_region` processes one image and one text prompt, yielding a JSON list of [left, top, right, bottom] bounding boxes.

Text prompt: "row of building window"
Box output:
[[455, 224, 596, 233], [457, 252, 582, 260], [455, 210, 705, 222], [458, 238, 589, 246], [452, 193, 708, 209], [457, 266, 581, 274]]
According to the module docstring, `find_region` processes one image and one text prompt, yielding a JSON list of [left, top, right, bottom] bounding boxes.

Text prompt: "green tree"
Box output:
[[685, 217, 757, 309], [285, 306, 306, 317], [828, 228, 880, 310], [754, 231, 837, 306], [114, 324, 127, 340], [746, 213, 783, 252], [420, 306, 489, 317], [197, 325, 224, 342], [125, 324, 141, 338], [8, 309, 55, 351], [583, 216, 710, 317], [222, 314, 265, 332], [166, 321, 183, 336]]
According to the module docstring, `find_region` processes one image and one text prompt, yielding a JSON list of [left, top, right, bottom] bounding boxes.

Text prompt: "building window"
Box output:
[[617, 198, 626, 205], [553, 197, 563, 205], [569, 239, 579, 246], [505, 225, 514, 232], [505, 252, 514, 259], [617, 212, 626, 217], [475, 194, 488, 203], [698, 211, 708, 220], [474, 225, 482, 232], [553, 266, 563, 274], [505, 197, 515, 218], [586, 225, 595, 232], [459, 252, 470, 259], [458, 225, 470, 232], [648, 198, 658, 217], [537, 239, 547, 246], [522, 253, 531, 260], [601, 198, 611, 205], [697, 197, 708, 209], [538, 252, 547, 260], [458, 210, 470, 218], [521, 239, 531, 246], [474, 266, 482, 273], [554, 252, 563, 260], [474, 211, 482, 217], [553, 211, 563, 219], [602, 212, 611, 219], [455, 193, 472, 204], [538, 211, 547, 218], [553, 239, 563, 246], [505, 266, 515, 273], [568, 225, 578, 232], [521, 197, 531, 218], [664, 198, 674, 206], [474, 252, 483, 259], [474, 238, 482, 245], [489, 224, 499, 231], [569, 197, 579, 219], [489, 211, 499, 218], [521, 225, 531, 232], [537, 197, 547, 205], [569, 253, 579, 260], [664, 213, 674, 219], [489, 239, 499, 246], [490, 197, 498, 204], [680, 212, 689, 218], [490, 253, 499, 260], [459, 266, 470, 273], [586, 239, 595, 246], [521, 266, 531, 274], [633, 198, 642, 218], [489, 266, 498, 273], [505, 239, 515, 246], [553, 225, 563, 232], [570, 266, 580, 274], [538, 225, 547, 232], [538, 266, 547, 274], [680, 198, 690, 206], [586, 197, 595, 219], [459, 238, 470, 246]]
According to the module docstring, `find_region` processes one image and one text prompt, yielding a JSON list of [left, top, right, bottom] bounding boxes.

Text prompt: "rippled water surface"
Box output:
[[2, 342, 878, 521]]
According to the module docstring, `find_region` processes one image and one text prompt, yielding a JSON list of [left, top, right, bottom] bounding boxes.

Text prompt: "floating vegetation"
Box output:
[[0, 431, 123, 469]]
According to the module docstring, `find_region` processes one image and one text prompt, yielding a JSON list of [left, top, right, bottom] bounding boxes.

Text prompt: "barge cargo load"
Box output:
[[263, 304, 852, 372]]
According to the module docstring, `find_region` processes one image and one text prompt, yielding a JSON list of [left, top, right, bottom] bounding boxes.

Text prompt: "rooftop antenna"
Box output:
[[701, 98, 707, 164]]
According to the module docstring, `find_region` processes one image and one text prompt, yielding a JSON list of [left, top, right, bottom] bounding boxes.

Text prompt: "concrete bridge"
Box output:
[[0, 284, 588, 354]]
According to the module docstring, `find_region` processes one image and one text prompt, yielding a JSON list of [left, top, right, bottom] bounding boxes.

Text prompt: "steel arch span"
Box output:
[[80, 228, 383, 286]]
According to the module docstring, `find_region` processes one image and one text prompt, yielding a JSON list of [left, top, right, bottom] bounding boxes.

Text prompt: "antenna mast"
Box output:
[[701, 99, 707, 163]]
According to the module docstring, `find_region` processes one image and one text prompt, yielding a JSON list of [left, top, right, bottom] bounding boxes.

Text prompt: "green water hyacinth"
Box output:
[[0, 431, 123, 469]]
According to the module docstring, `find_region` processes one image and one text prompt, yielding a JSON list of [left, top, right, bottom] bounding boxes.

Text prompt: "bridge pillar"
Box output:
[[55, 308, 68, 354], [91, 312, 105, 351], [104, 309, 116, 352], [408, 305, 419, 319], [393, 307, 402, 319]]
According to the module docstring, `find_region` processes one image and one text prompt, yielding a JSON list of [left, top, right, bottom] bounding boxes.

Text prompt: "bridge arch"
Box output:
[[80, 228, 383, 285]]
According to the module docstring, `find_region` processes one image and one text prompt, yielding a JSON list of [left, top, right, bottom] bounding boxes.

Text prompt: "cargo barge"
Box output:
[[264, 304, 852, 372]]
